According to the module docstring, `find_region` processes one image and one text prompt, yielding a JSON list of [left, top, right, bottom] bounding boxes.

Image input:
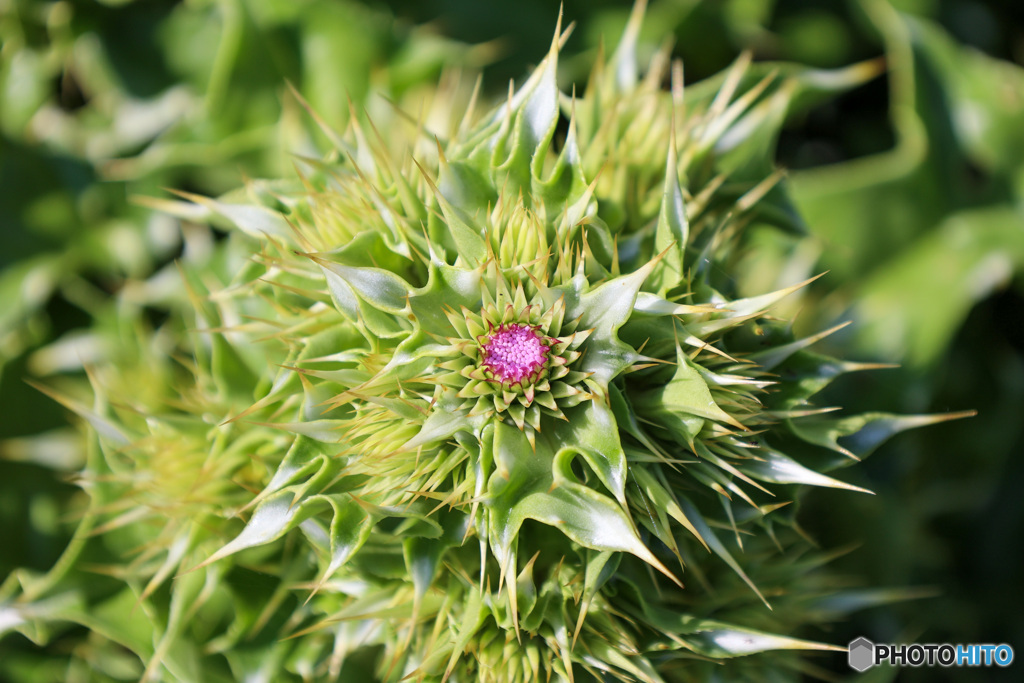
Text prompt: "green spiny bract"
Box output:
[[1, 5, 970, 683]]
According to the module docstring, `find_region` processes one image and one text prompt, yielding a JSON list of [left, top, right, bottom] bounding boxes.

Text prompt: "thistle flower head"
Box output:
[[480, 321, 549, 384]]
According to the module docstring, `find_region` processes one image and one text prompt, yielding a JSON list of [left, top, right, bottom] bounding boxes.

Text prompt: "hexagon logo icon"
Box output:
[[848, 637, 875, 672]]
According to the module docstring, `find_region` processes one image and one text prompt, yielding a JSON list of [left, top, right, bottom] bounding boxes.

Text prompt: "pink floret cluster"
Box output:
[[481, 324, 550, 384]]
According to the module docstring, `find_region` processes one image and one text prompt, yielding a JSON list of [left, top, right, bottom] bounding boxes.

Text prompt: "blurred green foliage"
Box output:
[[2, 0, 1022, 680]]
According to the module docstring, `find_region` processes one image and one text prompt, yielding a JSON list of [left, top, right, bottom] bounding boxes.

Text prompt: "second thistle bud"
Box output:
[[497, 205, 548, 280]]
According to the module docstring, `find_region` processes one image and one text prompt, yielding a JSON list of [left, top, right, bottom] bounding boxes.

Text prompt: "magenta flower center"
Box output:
[[481, 324, 550, 384]]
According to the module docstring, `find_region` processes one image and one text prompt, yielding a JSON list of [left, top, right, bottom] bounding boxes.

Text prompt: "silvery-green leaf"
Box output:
[[510, 481, 676, 583], [403, 403, 481, 451], [174, 192, 291, 238], [790, 411, 975, 463], [741, 448, 873, 494], [650, 125, 688, 294], [442, 584, 488, 680], [403, 509, 469, 602], [549, 401, 628, 504], [312, 255, 411, 315], [680, 622, 844, 657], [608, 0, 646, 91], [26, 380, 130, 448], [199, 491, 329, 568], [629, 466, 709, 551], [584, 640, 667, 683], [408, 261, 482, 336], [422, 165, 488, 265], [262, 436, 331, 496], [634, 349, 745, 434], [317, 262, 360, 321], [255, 419, 345, 443], [747, 322, 852, 370], [565, 260, 659, 387], [438, 158, 496, 219], [324, 496, 373, 580]]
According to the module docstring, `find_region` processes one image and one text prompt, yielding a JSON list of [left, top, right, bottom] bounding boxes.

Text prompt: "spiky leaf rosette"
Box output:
[[2, 5, 973, 683]]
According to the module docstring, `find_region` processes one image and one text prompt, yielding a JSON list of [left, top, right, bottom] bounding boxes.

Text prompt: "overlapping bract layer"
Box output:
[[2, 5, 971, 683], [436, 285, 594, 434]]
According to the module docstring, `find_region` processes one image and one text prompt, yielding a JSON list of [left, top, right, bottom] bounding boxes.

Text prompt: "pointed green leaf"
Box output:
[[199, 492, 329, 567], [741, 448, 873, 494], [635, 350, 745, 432], [313, 256, 411, 314], [176, 192, 291, 238], [651, 128, 688, 294], [324, 496, 373, 579], [681, 622, 844, 657], [549, 401, 628, 504], [790, 411, 975, 462], [403, 402, 480, 451], [512, 481, 676, 582]]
